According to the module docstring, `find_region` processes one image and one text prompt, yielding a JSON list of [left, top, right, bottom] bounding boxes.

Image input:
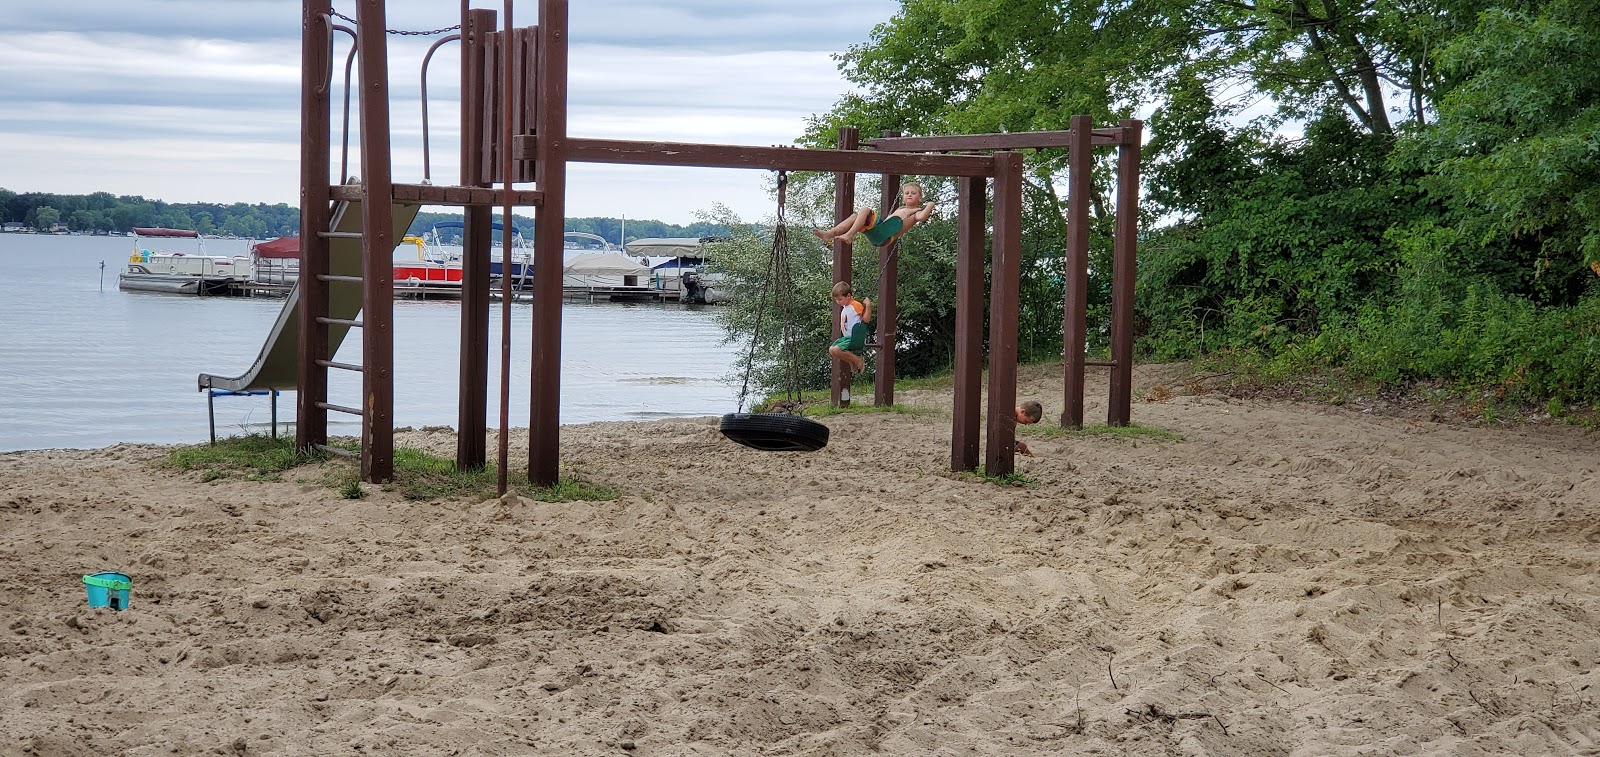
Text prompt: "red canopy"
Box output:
[[251, 236, 300, 259], [132, 227, 199, 238]]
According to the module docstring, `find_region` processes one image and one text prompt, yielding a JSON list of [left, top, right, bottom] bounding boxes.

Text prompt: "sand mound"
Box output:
[[3, 364, 1599, 755]]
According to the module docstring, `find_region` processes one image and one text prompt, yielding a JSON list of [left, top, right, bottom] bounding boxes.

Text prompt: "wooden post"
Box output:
[[984, 152, 1023, 477], [296, 0, 333, 454], [529, 0, 568, 486], [456, 6, 495, 470], [356, 0, 396, 483], [951, 175, 986, 472], [875, 131, 900, 408], [1108, 119, 1142, 426], [1062, 115, 1092, 429], [831, 127, 858, 406]]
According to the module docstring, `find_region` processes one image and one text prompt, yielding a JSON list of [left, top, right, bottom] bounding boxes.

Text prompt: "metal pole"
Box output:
[[497, 0, 516, 494]]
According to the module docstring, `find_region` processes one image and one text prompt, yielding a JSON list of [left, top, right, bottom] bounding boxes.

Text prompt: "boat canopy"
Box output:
[[251, 237, 300, 259], [625, 237, 701, 257], [563, 253, 652, 276], [132, 227, 200, 238]]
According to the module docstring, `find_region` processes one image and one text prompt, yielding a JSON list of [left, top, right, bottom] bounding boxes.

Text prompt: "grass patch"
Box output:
[[388, 448, 619, 502], [166, 435, 617, 502], [1025, 422, 1183, 442], [166, 434, 326, 481]]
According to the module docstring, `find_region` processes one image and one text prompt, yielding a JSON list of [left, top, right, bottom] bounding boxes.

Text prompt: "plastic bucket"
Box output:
[[83, 572, 132, 611]]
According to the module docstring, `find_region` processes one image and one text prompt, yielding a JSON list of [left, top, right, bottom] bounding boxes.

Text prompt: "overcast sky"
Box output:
[[2, 1, 897, 225]]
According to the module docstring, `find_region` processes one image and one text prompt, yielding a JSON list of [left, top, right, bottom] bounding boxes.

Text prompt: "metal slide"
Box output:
[[197, 200, 423, 392]]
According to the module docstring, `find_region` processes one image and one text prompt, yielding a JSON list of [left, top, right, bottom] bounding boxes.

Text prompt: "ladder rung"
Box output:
[[318, 231, 363, 239], [315, 401, 364, 417], [315, 359, 364, 373], [313, 443, 356, 458], [319, 274, 363, 283], [317, 316, 363, 328]]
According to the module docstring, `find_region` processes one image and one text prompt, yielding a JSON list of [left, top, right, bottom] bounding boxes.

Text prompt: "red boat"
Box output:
[[393, 235, 463, 287]]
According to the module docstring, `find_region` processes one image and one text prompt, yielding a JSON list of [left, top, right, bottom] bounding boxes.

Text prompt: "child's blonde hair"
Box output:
[[831, 281, 853, 298]]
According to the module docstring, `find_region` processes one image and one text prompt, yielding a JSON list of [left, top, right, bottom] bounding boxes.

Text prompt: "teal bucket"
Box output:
[[83, 572, 132, 611]]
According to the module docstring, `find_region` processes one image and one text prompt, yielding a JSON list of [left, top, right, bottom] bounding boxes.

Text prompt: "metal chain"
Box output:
[[331, 9, 460, 35], [735, 172, 801, 413]]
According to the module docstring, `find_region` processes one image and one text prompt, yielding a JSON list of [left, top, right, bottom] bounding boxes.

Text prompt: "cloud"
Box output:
[[3, 0, 897, 223]]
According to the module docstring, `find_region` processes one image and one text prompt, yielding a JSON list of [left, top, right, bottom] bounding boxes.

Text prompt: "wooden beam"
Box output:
[[984, 152, 1024, 478], [830, 127, 857, 406], [1108, 120, 1142, 427], [1062, 115, 1092, 430], [296, 0, 333, 456], [528, 0, 568, 487], [950, 175, 985, 472], [512, 136, 996, 177], [864, 128, 1125, 153]]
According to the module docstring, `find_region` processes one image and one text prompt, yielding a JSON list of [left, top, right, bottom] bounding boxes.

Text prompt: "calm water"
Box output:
[[0, 234, 743, 452]]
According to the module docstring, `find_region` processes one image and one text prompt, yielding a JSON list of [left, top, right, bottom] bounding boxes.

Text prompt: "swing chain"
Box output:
[[734, 171, 803, 414]]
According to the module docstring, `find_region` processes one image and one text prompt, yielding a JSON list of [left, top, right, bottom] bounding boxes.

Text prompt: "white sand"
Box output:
[[3, 363, 1599, 755]]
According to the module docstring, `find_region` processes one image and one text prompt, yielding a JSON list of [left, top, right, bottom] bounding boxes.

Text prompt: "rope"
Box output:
[[735, 172, 803, 413], [331, 9, 460, 36]]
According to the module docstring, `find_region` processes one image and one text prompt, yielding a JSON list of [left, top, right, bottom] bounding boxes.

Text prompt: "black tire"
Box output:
[[719, 413, 830, 452]]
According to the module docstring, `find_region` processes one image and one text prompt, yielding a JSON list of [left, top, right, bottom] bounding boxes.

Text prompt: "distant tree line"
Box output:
[[0, 188, 727, 247], [0, 189, 299, 238]]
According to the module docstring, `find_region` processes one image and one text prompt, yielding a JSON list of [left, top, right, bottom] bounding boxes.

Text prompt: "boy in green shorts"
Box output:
[[828, 281, 873, 402]]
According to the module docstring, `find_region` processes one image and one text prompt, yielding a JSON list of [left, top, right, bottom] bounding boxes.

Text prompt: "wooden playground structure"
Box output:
[[293, 0, 1140, 485]]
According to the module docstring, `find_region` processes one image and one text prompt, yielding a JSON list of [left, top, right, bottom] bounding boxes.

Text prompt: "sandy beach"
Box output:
[[4, 363, 1599, 755]]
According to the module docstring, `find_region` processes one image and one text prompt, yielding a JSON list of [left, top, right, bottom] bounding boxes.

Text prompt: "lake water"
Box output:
[[0, 233, 744, 452]]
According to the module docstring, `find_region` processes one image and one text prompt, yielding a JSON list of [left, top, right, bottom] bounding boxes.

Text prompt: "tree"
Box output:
[[1399, 0, 1600, 304], [33, 206, 60, 231]]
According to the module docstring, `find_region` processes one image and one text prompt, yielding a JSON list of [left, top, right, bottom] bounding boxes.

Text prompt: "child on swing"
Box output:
[[828, 281, 872, 403], [814, 182, 937, 247]]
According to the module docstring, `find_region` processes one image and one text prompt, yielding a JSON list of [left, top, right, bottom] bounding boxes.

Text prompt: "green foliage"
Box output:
[[1398, 0, 1600, 303], [1, 188, 299, 236]]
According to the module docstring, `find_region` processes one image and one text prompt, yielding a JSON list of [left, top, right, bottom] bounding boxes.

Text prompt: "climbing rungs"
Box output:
[[315, 401, 364, 417], [318, 230, 364, 239], [318, 274, 363, 283], [317, 316, 363, 328], [313, 444, 356, 458], [1083, 360, 1118, 368], [315, 359, 364, 373]]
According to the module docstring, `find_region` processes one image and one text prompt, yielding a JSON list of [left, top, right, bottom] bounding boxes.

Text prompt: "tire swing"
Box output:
[[720, 171, 830, 452]]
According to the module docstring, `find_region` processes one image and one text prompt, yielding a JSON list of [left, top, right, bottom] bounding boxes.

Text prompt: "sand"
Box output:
[[3, 363, 1599, 756]]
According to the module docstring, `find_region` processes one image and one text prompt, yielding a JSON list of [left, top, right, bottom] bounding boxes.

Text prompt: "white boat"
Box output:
[[624, 236, 727, 303], [118, 227, 254, 295], [562, 252, 655, 298]]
